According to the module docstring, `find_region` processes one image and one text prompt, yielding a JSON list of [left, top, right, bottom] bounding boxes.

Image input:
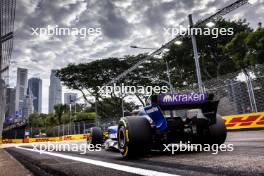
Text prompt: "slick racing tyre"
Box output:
[[208, 115, 227, 145], [88, 127, 103, 145], [118, 116, 152, 158]]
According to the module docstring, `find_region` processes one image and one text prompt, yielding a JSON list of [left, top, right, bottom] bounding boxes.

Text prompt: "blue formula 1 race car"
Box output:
[[88, 93, 227, 158], [87, 125, 119, 151]]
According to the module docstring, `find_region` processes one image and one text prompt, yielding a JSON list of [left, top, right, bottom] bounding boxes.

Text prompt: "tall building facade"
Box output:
[[15, 68, 28, 120], [0, 0, 16, 139], [28, 78, 42, 113], [64, 93, 77, 105], [49, 70, 62, 112], [22, 88, 34, 119], [5, 87, 16, 123]]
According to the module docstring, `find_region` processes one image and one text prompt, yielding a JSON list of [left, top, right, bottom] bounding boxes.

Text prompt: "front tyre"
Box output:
[[88, 127, 103, 145], [118, 116, 152, 158]]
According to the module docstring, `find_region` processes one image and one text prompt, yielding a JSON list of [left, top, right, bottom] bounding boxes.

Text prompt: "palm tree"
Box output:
[[54, 104, 67, 124]]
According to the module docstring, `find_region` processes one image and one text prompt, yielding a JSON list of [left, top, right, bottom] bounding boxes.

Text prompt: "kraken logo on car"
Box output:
[[163, 95, 173, 102]]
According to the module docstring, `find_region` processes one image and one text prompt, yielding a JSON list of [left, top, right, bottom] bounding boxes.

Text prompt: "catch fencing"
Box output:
[[33, 121, 95, 138], [96, 65, 264, 126], [178, 64, 264, 116], [203, 65, 264, 116]]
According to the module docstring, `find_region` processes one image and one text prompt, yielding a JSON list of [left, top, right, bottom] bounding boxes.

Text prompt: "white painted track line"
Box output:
[[16, 146, 180, 176]]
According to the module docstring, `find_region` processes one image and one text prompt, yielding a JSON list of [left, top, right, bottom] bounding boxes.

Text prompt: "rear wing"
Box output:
[[150, 93, 219, 119]]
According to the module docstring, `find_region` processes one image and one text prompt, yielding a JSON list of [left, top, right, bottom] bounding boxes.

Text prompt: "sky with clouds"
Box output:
[[10, 0, 264, 113]]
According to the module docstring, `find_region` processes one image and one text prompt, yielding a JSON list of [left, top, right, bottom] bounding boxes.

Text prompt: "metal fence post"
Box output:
[[83, 121, 85, 134], [78, 122, 80, 134], [72, 122, 76, 134], [188, 14, 204, 93], [244, 70, 258, 112]]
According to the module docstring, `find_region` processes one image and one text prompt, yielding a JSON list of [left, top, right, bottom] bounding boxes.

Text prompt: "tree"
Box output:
[[225, 28, 264, 71], [28, 113, 44, 128], [96, 97, 136, 119], [45, 113, 58, 127], [56, 54, 168, 106], [76, 112, 96, 121], [54, 104, 67, 124], [245, 28, 264, 66], [56, 57, 131, 102], [165, 18, 253, 90]]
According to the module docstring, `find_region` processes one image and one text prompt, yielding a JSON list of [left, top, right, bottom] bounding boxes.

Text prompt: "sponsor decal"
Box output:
[[224, 112, 264, 129], [64, 136, 73, 140], [145, 106, 159, 114], [159, 93, 208, 105], [1, 139, 23, 144], [35, 138, 49, 142], [1, 134, 89, 144], [108, 126, 118, 139], [144, 104, 168, 132]]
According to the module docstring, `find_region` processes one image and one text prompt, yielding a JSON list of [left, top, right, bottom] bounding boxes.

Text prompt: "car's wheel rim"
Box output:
[[119, 127, 126, 148]]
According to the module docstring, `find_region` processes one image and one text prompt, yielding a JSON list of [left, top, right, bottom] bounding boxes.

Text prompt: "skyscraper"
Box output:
[[49, 70, 62, 112], [22, 88, 34, 119], [0, 0, 16, 138], [28, 78, 42, 113], [64, 93, 77, 105], [15, 68, 28, 119], [5, 87, 16, 123]]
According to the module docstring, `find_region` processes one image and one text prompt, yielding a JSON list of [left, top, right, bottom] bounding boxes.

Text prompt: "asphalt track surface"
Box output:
[[4, 130, 264, 176]]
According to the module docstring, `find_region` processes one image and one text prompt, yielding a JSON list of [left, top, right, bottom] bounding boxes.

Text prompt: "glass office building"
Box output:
[[0, 0, 16, 138]]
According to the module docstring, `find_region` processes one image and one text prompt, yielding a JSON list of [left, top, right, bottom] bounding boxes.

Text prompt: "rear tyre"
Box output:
[[208, 115, 227, 145], [88, 127, 103, 145], [118, 116, 152, 158]]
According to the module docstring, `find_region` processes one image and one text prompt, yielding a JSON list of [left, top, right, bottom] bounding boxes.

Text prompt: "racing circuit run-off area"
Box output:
[[1, 0, 264, 176]]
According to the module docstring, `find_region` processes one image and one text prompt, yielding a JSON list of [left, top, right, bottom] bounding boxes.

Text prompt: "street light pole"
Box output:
[[69, 103, 71, 135], [121, 98, 124, 117], [164, 58, 173, 93], [188, 14, 204, 93], [74, 101, 77, 120], [95, 96, 99, 126]]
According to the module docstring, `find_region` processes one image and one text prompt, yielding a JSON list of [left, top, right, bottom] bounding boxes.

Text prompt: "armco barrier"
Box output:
[[224, 112, 264, 130]]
